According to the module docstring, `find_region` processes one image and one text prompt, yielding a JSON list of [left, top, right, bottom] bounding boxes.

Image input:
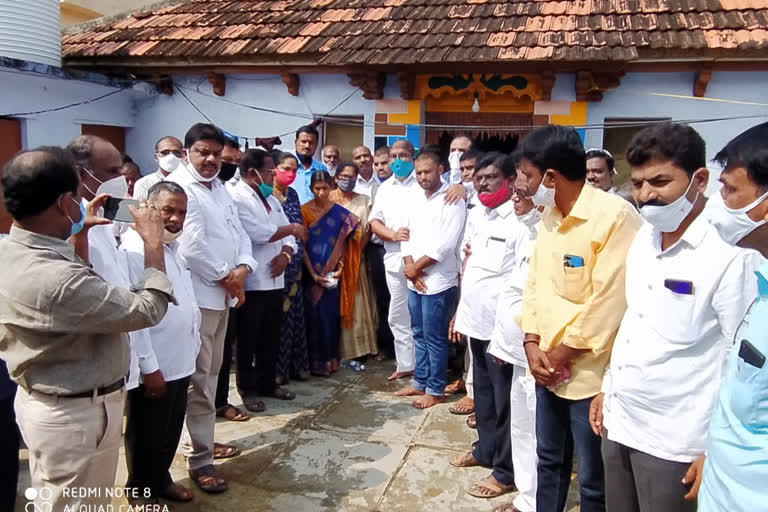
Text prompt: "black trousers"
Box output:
[[236, 290, 283, 396], [0, 393, 20, 511], [366, 243, 395, 358], [471, 338, 515, 486], [447, 337, 468, 383], [125, 376, 190, 497], [215, 307, 238, 410]]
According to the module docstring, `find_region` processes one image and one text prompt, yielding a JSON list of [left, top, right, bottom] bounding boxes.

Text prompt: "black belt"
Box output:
[[60, 377, 125, 399]]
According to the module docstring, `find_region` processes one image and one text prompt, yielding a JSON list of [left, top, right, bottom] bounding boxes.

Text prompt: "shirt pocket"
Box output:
[[729, 342, 768, 432], [651, 288, 697, 343], [476, 237, 507, 273], [551, 252, 592, 304]]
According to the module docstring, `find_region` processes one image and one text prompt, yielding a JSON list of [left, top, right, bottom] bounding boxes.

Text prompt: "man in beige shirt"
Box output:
[[0, 147, 174, 510]]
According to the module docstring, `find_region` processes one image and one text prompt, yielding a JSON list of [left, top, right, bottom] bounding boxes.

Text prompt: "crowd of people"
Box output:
[[0, 118, 767, 512]]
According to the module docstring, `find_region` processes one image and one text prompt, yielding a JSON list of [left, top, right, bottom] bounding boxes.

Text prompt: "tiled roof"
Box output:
[[62, 0, 768, 66]]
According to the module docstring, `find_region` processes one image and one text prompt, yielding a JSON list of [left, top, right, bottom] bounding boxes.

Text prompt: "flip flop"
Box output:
[[267, 386, 296, 400], [466, 414, 476, 429], [213, 442, 241, 459], [449, 396, 475, 415], [468, 477, 515, 499], [216, 404, 250, 422], [188, 465, 227, 494], [493, 504, 522, 512], [242, 396, 266, 412], [450, 451, 480, 468], [159, 482, 193, 502]]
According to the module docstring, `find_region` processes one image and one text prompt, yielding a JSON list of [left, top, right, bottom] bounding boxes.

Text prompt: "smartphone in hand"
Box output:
[[103, 197, 139, 223]]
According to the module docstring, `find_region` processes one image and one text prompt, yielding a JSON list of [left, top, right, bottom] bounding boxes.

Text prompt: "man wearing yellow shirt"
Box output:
[[517, 125, 642, 512]]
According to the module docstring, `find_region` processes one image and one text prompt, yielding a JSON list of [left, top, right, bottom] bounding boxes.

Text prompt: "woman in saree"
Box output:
[[330, 163, 379, 362], [272, 151, 310, 384], [301, 171, 360, 377]]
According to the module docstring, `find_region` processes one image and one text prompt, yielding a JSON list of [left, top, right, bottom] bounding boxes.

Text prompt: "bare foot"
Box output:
[[394, 386, 425, 397], [445, 378, 466, 395], [388, 370, 414, 381], [412, 394, 445, 409]]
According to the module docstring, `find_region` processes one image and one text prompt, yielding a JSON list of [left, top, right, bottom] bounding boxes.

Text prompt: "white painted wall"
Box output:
[[584, 71, 768, 191], [127, 74, 376, 174], [0, 65, 135, 148]]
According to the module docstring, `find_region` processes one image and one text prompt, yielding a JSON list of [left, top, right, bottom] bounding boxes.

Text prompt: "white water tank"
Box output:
[[0, 0, 61, 67]]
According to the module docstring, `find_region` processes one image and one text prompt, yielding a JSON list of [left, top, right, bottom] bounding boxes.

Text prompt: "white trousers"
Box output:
[[385, 268, 414, 372], [509, 364, 538, 512], [463, 346, 474, 398], [15, 386, 125, 510]]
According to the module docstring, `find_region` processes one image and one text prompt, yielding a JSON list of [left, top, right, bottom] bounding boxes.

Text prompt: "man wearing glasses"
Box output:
[[133, 136, 184, 201]]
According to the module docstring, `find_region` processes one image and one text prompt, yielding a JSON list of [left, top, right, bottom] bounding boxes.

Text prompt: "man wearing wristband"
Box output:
[[170, 124, 258, 493], [518, 126, 642, 512], [230, 149, 306, 410]]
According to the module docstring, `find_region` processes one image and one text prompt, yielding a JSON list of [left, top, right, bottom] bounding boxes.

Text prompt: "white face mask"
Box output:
[[163, 228, 183, 244], [185, 162, 220, 183], [448, 151, 463, 171], [158, 154, 181, 173], [706, 190, 768, 244], [531, 182, 555, 208], [638, 175, 698, 233], [516, 208, 542, 228]]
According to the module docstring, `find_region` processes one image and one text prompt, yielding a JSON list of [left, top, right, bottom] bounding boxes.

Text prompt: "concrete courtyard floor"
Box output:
[[16, 360, 580, 511]]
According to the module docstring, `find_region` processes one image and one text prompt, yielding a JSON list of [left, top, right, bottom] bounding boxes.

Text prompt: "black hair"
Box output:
[[296, 125, 319, 142], [122, 154, 135, 165], [337, 162, 359, 176], [475, 152, 517, 180], [147, 181, 186, 201], [310, 170, 334, 188], [272, 151, 297, 167], [2, 147, 79, 220], [714, 122, 768, 188], [460, 148, 481, 162], [519, 125, 587, 181], [414, 150, 442, 167], [374, 146, 390, 158], [239, 148, 273, 174], [154, 136, 181, 152], [585, 149, 615, 171], [184, 123, 227, 149], [224, 136, 240, 150], [626, 123, 705, 176]]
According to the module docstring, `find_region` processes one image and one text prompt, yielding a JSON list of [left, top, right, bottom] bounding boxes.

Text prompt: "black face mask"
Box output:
[[218, 162, 238, 182]]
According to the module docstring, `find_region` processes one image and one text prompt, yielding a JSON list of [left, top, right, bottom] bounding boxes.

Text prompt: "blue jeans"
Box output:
[[408, 287, 457, 396], [535, 385, 605, 512]]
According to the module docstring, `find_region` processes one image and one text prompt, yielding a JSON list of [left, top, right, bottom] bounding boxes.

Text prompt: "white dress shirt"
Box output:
[[169, 163, 257, 310], [455, 201, 530, 340], [120, 228, 201, 381], [401, 182, 466, 295], [355, 173, 380, 200], [488, 222, 538, 367], [602, 214, 760, 463], [85, 220, 143, 390], [371, 172, 422, 273], [133, 170, 168, 201], [229, 180, 297, 291]]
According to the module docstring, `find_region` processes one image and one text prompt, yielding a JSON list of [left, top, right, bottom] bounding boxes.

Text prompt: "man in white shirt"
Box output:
[[489, 170, 542, 512], [585, 148, 617, 194], [589, 123, 758, 512], [394, 150, 466, 409], [133, 136, 183, 201], [230, 149, 304, 410], [120, 181, 201, 505], [448, 135, 474, 184], [373, 146, 393, 183], [169, 123, 257, 493], [460, 148, 480, 207], [321, 144, 340, 176], [450, 153, 529, 499], [353, 145, 379, 199], [219, 136, 242, 186], [371, 140, 421, 381]]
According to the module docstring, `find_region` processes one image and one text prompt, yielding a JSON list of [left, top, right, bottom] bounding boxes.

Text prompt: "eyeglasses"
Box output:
[[158, 149, 183, 158]]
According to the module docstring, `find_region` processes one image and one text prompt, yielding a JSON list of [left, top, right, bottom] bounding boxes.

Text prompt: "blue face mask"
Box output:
[[390, 158, 414, 178], [66, 197, 86, 237], [258, 183, 274, 199]]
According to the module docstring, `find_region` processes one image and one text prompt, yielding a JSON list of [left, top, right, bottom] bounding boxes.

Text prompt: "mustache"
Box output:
[[638, 198, 669, 208]]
